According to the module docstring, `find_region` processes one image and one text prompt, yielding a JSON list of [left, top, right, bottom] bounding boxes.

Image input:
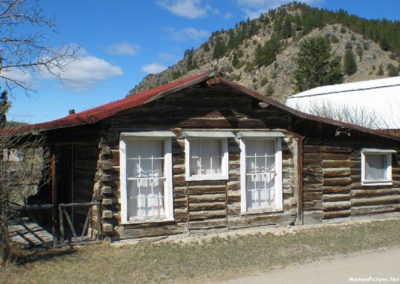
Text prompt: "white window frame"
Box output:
[[184, 131, 234, 181], [239, 132, 284, 214], [361, 148, 395, 186], [119, 131, 175, 224]]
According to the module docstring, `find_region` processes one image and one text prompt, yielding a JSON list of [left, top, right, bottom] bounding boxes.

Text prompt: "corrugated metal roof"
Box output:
[[289, 76, 400, 98], [286, 76, 400, 129]]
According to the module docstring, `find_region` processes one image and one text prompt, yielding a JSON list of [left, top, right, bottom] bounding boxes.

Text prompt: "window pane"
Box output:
[[190, 139, 222, 176], [245, 140, 276, 210], [365, 154, 387, 180], [126, 140, 165, 220]]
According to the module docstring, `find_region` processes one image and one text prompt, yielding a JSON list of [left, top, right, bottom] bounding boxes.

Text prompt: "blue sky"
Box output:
[[7, 0, 400, 124]]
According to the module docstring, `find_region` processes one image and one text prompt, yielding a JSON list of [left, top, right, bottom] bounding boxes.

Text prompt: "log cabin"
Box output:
[[8, 71, 400, 241]]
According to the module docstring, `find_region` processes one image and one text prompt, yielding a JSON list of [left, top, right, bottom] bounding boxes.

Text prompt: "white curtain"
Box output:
[[190, 139, 222, 176], [126, 140, 165, 219], [245, 140, 276, 210]]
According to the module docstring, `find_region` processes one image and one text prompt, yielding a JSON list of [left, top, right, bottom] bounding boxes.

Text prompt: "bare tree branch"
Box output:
[[0, 0, 77, 93]]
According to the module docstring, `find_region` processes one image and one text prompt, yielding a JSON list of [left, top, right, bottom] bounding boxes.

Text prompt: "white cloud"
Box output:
[[38, 49, 123, 91], [106, 42, 141, 56], [237, 0, 323, 18], [165, 27, 210, 42], [1, 68, 35, 90], [157, 0, 209, 19], [141, 63, 167, 74]]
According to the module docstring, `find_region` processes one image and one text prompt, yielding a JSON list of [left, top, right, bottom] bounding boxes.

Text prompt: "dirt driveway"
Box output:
[[218, 246, 400, 284]]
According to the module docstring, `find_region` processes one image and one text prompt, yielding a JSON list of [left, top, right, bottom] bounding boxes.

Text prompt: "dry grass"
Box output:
[[1, 219, 400, 283]]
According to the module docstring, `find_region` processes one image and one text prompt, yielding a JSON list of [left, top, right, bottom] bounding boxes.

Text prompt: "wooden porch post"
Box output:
[[51, 151, 59, 247]]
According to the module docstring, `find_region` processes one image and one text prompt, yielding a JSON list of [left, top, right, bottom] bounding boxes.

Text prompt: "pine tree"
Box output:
[[344, 49, 357, 75], [294, 36, 344, 92], [0, 89, 9, 128], [212, 36, 226, 59]]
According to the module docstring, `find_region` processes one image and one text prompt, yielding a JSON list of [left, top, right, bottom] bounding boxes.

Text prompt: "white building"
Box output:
[[285, 76, 400, 129]]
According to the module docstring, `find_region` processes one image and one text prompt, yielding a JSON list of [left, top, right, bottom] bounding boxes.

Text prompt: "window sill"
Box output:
[[186, 174, 229, 181], [241, 208, 283, 215], [361, 180, 393, 186], [121, 217, 174, 225]]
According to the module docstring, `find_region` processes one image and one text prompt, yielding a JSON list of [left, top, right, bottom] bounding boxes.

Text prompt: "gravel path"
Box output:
[[217, 246, 400, 284]]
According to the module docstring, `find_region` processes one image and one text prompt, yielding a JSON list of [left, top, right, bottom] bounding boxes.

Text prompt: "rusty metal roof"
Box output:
[[5, 71, 400, 142]]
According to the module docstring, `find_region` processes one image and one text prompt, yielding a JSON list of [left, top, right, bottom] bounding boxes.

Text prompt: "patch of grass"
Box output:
[[1, 219, 400, 283]]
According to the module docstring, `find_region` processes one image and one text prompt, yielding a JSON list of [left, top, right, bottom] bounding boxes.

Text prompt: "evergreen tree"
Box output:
[[294, 36, 344, 92], [184, 48, 197, 71], [281, 16, 293, 39], [212, 36, 226, 59], [343, 49, 357, 75], [0, 89, 9, 128], [254, 35, 280, 67], [232, 52, 240, 68]]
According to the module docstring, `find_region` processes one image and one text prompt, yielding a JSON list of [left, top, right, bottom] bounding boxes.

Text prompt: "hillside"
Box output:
[[128, 2, 400, 103]]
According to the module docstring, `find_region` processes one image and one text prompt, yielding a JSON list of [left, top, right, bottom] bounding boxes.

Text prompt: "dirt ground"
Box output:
[[216, 246, 400, 284]]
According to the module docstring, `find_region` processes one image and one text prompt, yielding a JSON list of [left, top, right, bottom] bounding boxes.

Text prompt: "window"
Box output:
[[184, 131, 234, 181], [239, 132, 284, 213], [361, 149, 395, 186], [120, 132, 174, 223]]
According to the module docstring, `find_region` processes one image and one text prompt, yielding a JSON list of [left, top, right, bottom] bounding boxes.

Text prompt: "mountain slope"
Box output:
[[128, 2, 400, 102]]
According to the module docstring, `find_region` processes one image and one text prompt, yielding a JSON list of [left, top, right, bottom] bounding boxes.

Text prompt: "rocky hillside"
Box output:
[[128, 2, 400, 103]]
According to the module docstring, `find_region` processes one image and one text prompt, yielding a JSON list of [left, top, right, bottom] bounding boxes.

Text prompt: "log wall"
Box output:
[[302, 143, 400, 224], [94, 88, 299, 239]]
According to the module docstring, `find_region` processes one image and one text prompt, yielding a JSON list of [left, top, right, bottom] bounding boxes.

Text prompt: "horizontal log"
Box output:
[[303, 146, 321, 153], [173, 198, 187, 209], [172, 165, 185, 175], [304, 153, 321, 160], [303, 165, 323, 172], [322, 160, 352, 168], [227, 182, 240, 191], [188, 185, 226, 195], [227, 204, 241, 216], [323, 168, 351, 178], [321, 146, 352, 153], [302, 184, 323, 191], [303, 175, 323, 183], [303, 200, 322, 211], [323, 209, 351, 219], [189, 218, 227, 230], [321, 153, 349, 160], [323, 186, 350, 194], [227, 195, 241, 203], [351, 195, 400, 207], [227, 212, 295, 229], [323, 201, 351, 211], [188, 193, 226, 203], [174, 209, 188, 222], [189, 209, 226, 221], [323, 193, 350, 202], [189, 202, 226, 211], [118, 223, 186, 239], [351, 189, 400, 198], [323, 177, 352, 186], [303, 191, 322, 201], [351, 205, 399, 216]]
